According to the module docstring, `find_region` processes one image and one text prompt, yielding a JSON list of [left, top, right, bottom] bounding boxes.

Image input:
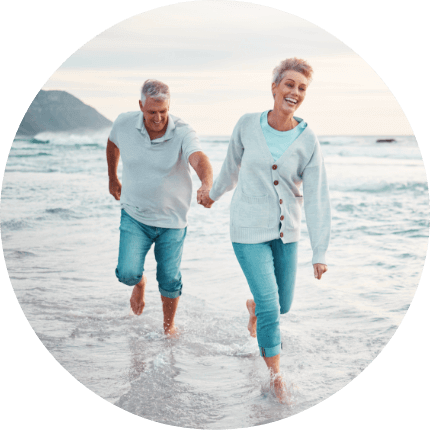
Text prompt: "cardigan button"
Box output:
[[279, 199, 283, 204], [280, 215, 284, 220], [274, 180, 279, 185], [272, 165, 277, 170], [280, 233, 284, 238]]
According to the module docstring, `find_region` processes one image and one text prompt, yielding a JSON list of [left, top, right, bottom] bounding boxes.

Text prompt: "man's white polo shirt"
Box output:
[[109, 111, 202, 228]]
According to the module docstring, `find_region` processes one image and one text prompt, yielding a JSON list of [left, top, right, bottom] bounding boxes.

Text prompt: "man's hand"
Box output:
[[106, 139, 121, 200], [313, 263, 328, 280], [109, 177, 122, 200], [197, 185, 215, 208], [189, 152, 214, 208]]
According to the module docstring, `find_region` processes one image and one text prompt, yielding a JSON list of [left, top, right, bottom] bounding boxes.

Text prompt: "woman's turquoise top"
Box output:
[[260, 110, 307, 162]]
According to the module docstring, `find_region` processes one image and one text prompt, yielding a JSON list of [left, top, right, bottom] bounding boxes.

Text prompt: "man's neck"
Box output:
[[145, 119, 169, 141]]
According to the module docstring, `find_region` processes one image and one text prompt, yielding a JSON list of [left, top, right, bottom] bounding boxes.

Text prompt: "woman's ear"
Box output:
[[271, 82, 277, 98]]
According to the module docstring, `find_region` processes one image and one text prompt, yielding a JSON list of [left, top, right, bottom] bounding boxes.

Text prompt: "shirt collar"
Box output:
[[135, 112, 176, 144]]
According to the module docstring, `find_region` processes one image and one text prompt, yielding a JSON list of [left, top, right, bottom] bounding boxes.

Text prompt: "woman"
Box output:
[[199, 58, 331, 402]]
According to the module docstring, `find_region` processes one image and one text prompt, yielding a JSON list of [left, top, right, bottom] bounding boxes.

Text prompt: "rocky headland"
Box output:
[[17, 90, 112, 136]]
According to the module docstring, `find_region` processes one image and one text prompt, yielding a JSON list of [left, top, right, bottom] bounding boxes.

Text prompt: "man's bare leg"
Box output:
[[130, 274, 147, 315], [161, 295, 180, 337], [246, 299, 257, 338]]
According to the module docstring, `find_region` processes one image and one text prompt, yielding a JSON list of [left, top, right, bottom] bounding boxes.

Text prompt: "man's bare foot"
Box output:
[[271, 374, 291, 405], [130, 275, 147, 315], [164, 325, 180, 339], [246, 299, 257, 338], [161, 295, 180, 338]]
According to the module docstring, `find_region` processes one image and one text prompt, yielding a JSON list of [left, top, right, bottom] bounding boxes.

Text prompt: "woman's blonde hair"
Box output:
[[272, 58, 313, 86]]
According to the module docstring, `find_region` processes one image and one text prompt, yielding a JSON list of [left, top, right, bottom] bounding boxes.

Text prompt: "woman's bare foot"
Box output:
[[271, 373, 291, 405], [246, 299, 257, 338], [263, 354, 290, 404], [130, 275, 147, 315]]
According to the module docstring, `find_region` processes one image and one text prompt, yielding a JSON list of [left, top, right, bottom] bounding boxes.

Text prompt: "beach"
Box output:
[[1, 130, 428, 428]]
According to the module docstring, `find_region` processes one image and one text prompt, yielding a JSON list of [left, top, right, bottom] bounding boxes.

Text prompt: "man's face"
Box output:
[[139, 97, 170, 135]]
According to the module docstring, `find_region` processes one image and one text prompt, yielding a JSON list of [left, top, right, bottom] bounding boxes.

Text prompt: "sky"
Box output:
[[42, 1, 413, 136]]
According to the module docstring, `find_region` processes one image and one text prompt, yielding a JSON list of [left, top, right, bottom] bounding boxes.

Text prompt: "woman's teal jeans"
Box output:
[[233, 239, 298, 358]]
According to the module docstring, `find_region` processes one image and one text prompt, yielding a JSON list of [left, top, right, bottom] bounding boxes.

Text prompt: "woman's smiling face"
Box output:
[[272, 70, 308, 115]]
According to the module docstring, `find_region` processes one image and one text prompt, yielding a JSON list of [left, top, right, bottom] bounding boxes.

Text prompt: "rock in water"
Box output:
[[16, 90, 112, 136]]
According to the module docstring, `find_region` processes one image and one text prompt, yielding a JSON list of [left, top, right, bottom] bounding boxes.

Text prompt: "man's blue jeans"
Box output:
[[116, 209, 187, 299], [232, 240, 298, 358]]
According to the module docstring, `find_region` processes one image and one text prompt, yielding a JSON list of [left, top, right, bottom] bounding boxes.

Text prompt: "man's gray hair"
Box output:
[[272, 58, 314, 86], [140, 79, 170, 104]]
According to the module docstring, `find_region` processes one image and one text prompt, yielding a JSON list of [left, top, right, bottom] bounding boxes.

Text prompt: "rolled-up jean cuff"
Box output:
[[259, 342, 282, 358], [159, 286, 182, 299], [115, 268, 142, 286]]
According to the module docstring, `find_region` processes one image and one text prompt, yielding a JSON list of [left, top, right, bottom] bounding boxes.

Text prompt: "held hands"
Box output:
[[313, 263, 328, 280], [197, 185, 215, 208], [109, 177, 122, 200]]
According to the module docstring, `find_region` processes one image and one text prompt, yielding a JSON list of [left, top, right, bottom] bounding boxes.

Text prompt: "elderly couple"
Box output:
[[106, 57, 331, 402]]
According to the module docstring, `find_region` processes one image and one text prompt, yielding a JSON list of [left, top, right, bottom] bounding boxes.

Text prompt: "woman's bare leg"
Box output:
[[247, 300, 288, 403], [246, 299, 257, 337], [263, 354, 289, 403]]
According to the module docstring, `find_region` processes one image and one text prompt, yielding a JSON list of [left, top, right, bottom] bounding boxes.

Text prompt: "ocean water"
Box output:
[[1, 130, 428, 428]]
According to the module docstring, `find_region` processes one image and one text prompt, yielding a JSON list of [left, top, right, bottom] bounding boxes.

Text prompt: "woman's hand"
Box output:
[[313, 263, 327, 280], [197, 187, 215, 208]]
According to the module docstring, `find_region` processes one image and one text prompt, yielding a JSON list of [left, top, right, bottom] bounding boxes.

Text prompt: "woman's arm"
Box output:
[[208, 119, 245, 203], [302, 140, 331, 270]]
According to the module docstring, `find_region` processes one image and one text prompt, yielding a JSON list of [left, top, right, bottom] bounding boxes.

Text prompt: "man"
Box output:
[[106, 79, 213, 337]]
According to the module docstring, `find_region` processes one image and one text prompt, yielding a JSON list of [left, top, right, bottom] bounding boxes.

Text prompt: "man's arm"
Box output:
[[106, 138, 122, 200], [188, 151, 214, 208]]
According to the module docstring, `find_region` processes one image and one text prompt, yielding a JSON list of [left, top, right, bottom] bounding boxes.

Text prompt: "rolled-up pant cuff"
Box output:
[[259, 343, 282, 358], [159, 286, 182, 299]]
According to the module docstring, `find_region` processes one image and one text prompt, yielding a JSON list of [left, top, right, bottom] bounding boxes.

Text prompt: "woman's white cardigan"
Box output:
[[209, 112, 331, 265]]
